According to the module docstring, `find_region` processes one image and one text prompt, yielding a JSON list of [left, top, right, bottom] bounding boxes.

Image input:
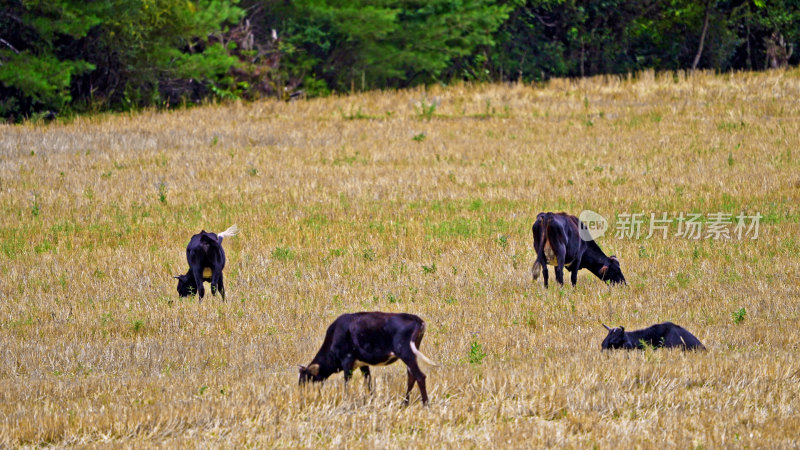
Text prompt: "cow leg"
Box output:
[[400, 357, 428, 405], [211, 272, 225, 301], [554, 245, 567, 286], [360, 367, 372, 392], [403, 368, 416, 404], [555, 263, 565, 286], [191, 266, 206, 300], [541, 264, 549, 288], [569, 266, 579, 286], [569, 248, 587, 286], [341, 357, 356, 386]]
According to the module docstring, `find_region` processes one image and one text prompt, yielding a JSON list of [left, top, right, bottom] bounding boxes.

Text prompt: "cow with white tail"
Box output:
[[174, 225, 238, 301], [299, 312, 437, 405]]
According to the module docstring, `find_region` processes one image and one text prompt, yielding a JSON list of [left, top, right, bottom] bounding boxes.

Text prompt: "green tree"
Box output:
[[256, 0, 510, 94], [74, 0, 244, 110], [1, 0, 244, 120], [0, 1, 105, 118]]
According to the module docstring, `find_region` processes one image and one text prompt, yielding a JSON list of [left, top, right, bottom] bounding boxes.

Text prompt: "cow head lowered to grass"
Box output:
[[531, 212, 625, 287], [174, 225, 238, 301], [298, 311, 437, 405], [601, 322, 706, 351]]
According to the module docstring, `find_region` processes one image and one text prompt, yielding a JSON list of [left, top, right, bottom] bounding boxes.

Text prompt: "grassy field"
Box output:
[[1, 69, 799, 447]]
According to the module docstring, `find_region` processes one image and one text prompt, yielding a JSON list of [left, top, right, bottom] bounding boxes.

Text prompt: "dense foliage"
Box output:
[[1, 0, 798, 120], [0, 0, 243, 120]]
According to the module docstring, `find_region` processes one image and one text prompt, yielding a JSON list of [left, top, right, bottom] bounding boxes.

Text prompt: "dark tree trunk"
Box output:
[[692, 0, 712, 71]]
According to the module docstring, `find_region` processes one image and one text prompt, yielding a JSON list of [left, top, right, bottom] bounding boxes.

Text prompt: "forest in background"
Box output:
[[1, 0, 798, 121]]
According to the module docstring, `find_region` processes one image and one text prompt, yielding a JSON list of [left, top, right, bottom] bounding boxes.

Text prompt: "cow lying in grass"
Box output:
[[531, 212, 625, 287], [601, 322, 706, 350], [299, 312, 437, 405], [174, 225, 238, 301]]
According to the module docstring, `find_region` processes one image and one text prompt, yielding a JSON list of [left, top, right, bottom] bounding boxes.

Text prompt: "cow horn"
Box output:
[[173, 276, 181, 279], [298, 365, 306, 371], [602, 324, 611, 331]]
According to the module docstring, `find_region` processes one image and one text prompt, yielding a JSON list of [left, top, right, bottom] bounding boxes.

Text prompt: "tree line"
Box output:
[[1, 0, 798, 122]]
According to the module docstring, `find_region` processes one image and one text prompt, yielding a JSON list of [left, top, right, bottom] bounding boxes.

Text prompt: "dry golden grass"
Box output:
[[1, 68, 800, 447]]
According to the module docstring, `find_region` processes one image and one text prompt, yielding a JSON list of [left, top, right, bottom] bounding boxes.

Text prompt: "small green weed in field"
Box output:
[[362, 247, 375, 261], [676, 272, 691, 288], [468, 198, 483, 211], [332, 152, 367, 166], [272, 247, 295, 261], [304, 213, 329, 230], [468, 336, 486, 365], [525, 312, 537, 328], [340, 106, 371, 120], [498, 235, 508, 248], [416, 99, 437, 120], [717, 120, 746, 131], [412, 132, 426, 142], [9, 316, 34, 328], [130, 318, 144, 334], [422, 263, 436, 274], [34, 240, 53, 254], [99, 312, 113, 326], [157, 181, 167, 204], [732, 307, 746, 324], [428, 218, 477, 239]]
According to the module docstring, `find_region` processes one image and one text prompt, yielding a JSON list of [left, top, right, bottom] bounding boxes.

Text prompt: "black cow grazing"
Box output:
[[298, 312, 437, 405], [601, 322, 706, 351], [174, 225, 238, 301], [531, 212, 625, 287]]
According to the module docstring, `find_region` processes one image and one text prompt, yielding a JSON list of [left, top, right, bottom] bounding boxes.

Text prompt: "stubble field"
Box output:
[[1, 69, 799, 447]]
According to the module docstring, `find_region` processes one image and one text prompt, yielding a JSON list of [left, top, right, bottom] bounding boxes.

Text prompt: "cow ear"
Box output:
[[619, 327, 624, 332], [308, 364, 320, 376], [599, 265, 608, 275], [609, 255, 619, 263]]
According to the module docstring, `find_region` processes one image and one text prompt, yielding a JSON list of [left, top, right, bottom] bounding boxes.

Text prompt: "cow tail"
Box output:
[[532, 214, 550, 280], [531, 220, 541, 280], [410, 321, 438, 367], [531, 261, 542, 280], [410, 341, 438, 367], [217, 224, 239, 239]]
